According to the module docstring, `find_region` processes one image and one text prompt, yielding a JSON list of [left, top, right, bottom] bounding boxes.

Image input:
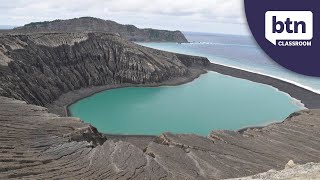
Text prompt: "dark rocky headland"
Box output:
[[9, 17, 188, 43], [1, 19, 320, 179]]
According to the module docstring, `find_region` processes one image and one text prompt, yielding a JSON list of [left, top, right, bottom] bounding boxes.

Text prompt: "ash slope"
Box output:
[[1, 96, 320, 179], [12, 17, 188, 43], [0, 32, 207, 107]]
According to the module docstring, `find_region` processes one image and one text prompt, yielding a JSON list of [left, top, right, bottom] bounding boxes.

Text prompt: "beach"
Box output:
[[207, 63, 320, 109]]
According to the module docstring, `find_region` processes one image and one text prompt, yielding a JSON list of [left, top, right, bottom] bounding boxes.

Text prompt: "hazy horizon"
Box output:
[[0, 18, 251, 37], [0, 0, 250, 35]]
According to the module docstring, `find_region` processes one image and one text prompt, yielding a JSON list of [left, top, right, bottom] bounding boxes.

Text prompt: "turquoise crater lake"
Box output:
[[70, 72, 302, 136]]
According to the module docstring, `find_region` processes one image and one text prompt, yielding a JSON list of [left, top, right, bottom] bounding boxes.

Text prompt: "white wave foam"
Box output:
[[183, 42, 256, 48], [139, 42, 320, 95]]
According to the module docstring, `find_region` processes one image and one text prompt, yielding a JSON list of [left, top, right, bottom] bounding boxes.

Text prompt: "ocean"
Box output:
[[138, 32, 320, 94]]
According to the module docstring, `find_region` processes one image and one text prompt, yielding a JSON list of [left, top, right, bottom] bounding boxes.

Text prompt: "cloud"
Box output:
[[0, 0, 248, 34]]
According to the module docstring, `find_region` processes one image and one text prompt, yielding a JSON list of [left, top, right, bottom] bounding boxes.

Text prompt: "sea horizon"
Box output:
[[137, 32, 320, 94]]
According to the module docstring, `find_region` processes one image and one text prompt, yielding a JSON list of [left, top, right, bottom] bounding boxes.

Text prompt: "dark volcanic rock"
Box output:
[[0, 32, 208, 106], [12, 17, 188, 43], [1, 96, 320, 179]]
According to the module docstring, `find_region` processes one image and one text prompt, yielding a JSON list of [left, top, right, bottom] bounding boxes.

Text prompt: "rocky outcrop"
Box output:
[[0, 32, 208, 107], [1, 96, 320, 179], [12, 17, 188, 43]]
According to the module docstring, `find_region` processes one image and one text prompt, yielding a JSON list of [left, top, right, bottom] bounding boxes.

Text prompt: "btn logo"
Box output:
[[265, 11, 313, 46], [244, 0, 320, 76]]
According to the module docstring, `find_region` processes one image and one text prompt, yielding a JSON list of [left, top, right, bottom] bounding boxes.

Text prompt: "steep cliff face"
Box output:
[[13, 17, 189, 43], [0, 32, 208, 106]]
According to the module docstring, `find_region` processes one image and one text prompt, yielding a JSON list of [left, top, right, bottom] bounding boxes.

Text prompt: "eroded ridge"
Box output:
[[1, 95, 320, 179]]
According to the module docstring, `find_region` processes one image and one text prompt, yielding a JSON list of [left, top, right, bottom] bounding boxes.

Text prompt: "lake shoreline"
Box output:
[[47, 62, 320, 118], [45, 61, 320, 140], [206, 63, 320, 109], [47, 68, 207, 117]]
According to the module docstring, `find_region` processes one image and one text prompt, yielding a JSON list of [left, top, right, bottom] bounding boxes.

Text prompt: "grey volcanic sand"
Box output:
[[207, 63, 320, 109]]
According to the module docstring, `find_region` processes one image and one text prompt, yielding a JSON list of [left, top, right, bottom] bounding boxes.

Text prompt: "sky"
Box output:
[[0, 0, 250, 35]]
